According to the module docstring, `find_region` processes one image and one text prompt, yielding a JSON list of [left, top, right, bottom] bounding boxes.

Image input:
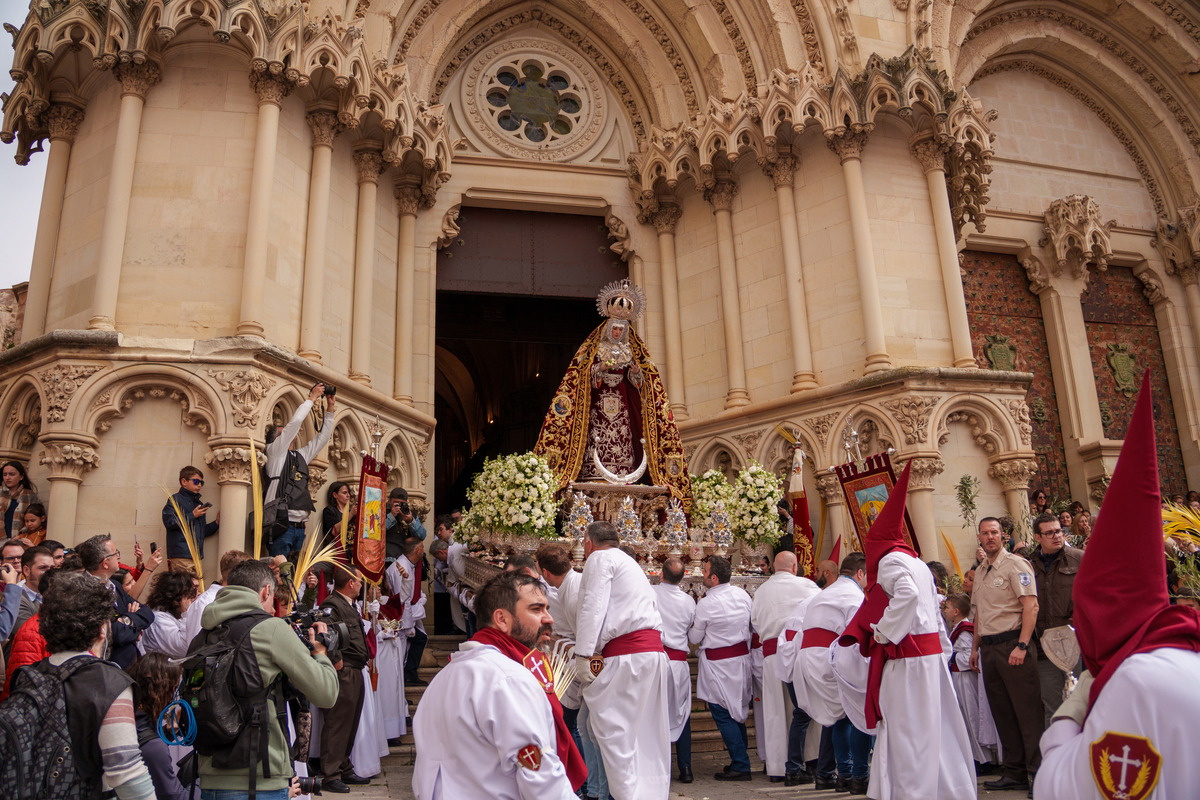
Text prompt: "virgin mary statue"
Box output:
[[534, 279, 692, 511]]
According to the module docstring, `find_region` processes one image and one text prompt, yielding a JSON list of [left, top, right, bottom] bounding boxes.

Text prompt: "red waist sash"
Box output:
[[705, 641, 751, 660], [785, 629, 798, 641], [862, 632, 944, 728], [889, 632, 942, 659], [762, 637, 779, 657], [664, 646, 689, 662], [801, 627, 839, 650], [601, 628, 664, 658], [751, 633, 761, 650]]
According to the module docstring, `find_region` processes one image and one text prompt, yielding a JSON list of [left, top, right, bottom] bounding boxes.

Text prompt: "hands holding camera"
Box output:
[[389, 498, 413, 524], [306, 620, 330, 658], [308, 382, 337, 414]]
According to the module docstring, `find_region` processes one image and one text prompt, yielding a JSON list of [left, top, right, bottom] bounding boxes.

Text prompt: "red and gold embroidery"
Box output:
[[1089, 732, 1161, 800], [518, 744, 542, 771]]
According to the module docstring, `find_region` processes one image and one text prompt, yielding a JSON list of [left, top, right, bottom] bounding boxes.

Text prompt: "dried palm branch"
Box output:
[[543, 638, 578, 701], [163, 488, 204, 579], [940, 530, 964, 580], [340, 495, 352, 552], [248, 435, 264, 560], [1163, 503, 1200, 549], [773, 423, 797, 445], [292, 521, 355, 604]]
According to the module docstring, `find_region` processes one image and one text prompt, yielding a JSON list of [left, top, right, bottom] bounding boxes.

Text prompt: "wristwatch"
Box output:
[[1016, 640, 1029, 651]]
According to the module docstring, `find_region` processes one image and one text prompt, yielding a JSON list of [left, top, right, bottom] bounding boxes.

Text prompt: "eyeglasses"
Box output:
[[1, 555, 21, 565], [190, 478, 204, 486], [106, 550, 121, 561]]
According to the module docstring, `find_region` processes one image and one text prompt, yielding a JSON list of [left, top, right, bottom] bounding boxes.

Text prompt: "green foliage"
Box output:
[[955, 474, 982, 532]]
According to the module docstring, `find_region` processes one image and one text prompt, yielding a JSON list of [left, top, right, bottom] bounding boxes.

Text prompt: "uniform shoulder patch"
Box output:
[[1018, 573, 1032, 586], [518, 744, 542, 771], [1089, 732, 1161, 800]]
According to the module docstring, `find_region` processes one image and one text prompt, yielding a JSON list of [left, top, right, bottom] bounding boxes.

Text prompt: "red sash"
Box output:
[[801, 627, 839, 650], [949, 620, 974, 646], [785, 629, 798, 642], [761, 637, 779, 657], [664, 646, 689, 662], [379, 593, 405, 621], [751, 633, 761, 650], [705, 641, 750, 660], [411, 558, 423, 604], [861, 632, 943, 727], [601, 629, 664, 658]]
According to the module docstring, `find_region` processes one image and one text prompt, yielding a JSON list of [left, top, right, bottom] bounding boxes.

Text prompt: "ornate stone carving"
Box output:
[[416, 439, 429, 484], [1149, 0, 1200, 46], [682, 442, 699, 465], [901, 457, 944, 490], [394, 183, 422, 216], [1089, 474, 1111, 505], [804, 411, 840, 449], [789, 0, 827, 78], [826, 130, 870, 163], [880, 396, 940, 445], [1005, 400, 1033, 446], [207, 370, 276, 428], [46, 105, 85, 143], [307, 464, 328, 499], [816, 474, 844, 504], [1040, 194, 1115, 277], [249, 70, 292, 105], [606, 215, 632, 260], [651, 204, 682, 235], [732, 429, 765, 459], [1106, 343, 1138, 397], [39, 441, 100, 479], [1021, 253, 1051, 295], [983, 334, 1017, 371], [910, 138, 947, 172], [113, 61, 161, 98], [708, 0, 757, 93], [987, 459, 1038, 491], [704, 181, 739, 212], [204, 446, 263, 485], [942, 411, 996, 454], [39, 364, 104, 422], [1133, 266, 1166, 305], [353, 149, 385, 184], [761, 155, 798, 188], [832, 0, 860, 65], [305, 111, 341, 148], [436, 205, 461, 248], [329, 425, 354, 474]]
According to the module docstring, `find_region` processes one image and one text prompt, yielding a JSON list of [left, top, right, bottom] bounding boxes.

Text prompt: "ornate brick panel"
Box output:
[[1081, 266, 1188, 495], [961, 251, 1071, 500]]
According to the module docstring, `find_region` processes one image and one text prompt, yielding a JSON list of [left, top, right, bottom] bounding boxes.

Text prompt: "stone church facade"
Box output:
[[2, 0, 1198, 575]]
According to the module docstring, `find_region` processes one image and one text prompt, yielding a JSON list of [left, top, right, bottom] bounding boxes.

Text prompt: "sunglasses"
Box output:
[[190, 478, 204, 486]]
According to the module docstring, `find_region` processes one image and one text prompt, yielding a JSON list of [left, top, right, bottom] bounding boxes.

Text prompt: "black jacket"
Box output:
[[319, 591, 370, 671], [107, 577, 155, 669], [162, 488, 219, 559]]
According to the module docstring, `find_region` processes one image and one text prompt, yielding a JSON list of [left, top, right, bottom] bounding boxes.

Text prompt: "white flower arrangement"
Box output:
[[691, 469, 736, 525], [731, 460, 784, 548], [462, 452, 560, 539]]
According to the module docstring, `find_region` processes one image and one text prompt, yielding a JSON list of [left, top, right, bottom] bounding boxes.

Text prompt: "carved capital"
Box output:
[[880, 395, 940, 445], [1181, 264, 1200, 287], [307, 464, 328, 500], [900, 457, 944, 490], [113, 61, 161, 99], [249, 71, 292, 106], [815, 474, 844, 505], [305, 111, 341, 148], [394, 182, 422, 216], [651, 204, 682, 235], [39, 364, 105, 422], [207, 370, 276, 428], [40, 440, 101, 481], [987, 459, 1039, 491], [910, 139, 947, 173], [353, 148, 385, 185], [1005, 399, 1033, 446], [1040, 194, 1115, 277], [204, 446, 264, 485], [704, 180, 738, 212], [761, 155, 798, 188], [1088, 474, 1110, 506], [46, 105, 86, 143], [826, 130, 870, 163]]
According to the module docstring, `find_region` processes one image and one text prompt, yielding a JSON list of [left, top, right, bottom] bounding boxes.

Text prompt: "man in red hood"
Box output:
[[1034, 372, 1200, 799]]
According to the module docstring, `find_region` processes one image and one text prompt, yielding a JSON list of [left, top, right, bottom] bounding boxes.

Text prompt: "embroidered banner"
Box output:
[[833, 454, 921, 556], [354, 454, 390, 585]]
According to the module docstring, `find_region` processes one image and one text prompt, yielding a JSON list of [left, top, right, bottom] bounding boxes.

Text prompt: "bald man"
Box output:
[[751, 551, 821, 783], [813, 560, 839, 590]]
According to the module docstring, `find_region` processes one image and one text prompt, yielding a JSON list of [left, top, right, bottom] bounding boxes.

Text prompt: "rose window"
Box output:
[[483, 60, 585, 145]]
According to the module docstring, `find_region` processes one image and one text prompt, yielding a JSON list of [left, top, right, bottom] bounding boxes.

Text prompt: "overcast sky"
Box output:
[[1, 0, 48, 291]]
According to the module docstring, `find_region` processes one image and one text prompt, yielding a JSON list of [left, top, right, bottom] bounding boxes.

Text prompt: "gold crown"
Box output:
[[596, 279, 646, 321]]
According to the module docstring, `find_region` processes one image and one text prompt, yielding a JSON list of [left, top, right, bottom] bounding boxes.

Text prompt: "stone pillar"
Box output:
[[901, 456, 945, 558], [912, 139, 976, 368], [89, 63, 160, 331], [764, 156, 818, 391], [653, 204, 688, 419], [989, 459, 1039, 546], [349, 147, 385, 386], [1182, 266, 1200, 356], [236, 71, 292, 337], [39, 437, 101, 546], [706, 180, 751, 408], [298, 111, 341, 362], [816, 474, 850, 559], [393, 182, 422, 405], [23, 105, 86, 341], [205, 445, 256, 564], [828, 131, 892, 374]]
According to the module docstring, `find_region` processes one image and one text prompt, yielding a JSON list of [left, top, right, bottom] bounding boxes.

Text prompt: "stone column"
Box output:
[[23, 105, 86, 341], [205, 445, 256, 567], [901, 456, 945, 558], [827, 131, 892, 374], [912, 139, 976, 368], [652, 204, 688, 419], [298, 111, 341, 362], [989, 459, 1038, 546], [706, 180, 751, 408], [236, 71, 292, 337], [764, 156, 818, 391], [393, 182, 422, 405], [816, 474, 850, 559], [39, 437, 101, 545], [89, 63, 160, 331], [1182, 266, 1200, 356], [349, 147, 385, 386]]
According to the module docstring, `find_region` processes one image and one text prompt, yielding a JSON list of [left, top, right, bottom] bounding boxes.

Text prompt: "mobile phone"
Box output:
[[199, 503, 213, 511], [150, 542, 158, 554]]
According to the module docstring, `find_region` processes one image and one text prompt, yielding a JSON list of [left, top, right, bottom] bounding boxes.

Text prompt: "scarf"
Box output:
[[471, 627, 587, 789]]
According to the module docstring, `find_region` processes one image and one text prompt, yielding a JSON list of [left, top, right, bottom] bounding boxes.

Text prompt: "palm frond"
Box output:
[[292, 521, 355, 602], [340, 496, 352, 551], [163, 488, 204, 579], [544, 639, 577, 701], [1163, 503, 1200, 548], [940, 530, 964, 580], [248, 435, 264, 559], [773, 423, 797, 445]]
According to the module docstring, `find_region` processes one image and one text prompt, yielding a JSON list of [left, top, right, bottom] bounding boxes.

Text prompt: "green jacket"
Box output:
[[197, 585, 339, 791]]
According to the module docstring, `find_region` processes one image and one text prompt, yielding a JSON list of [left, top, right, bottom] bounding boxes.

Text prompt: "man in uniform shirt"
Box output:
[[970, 516, 1042, 794], [319, 566, 373, 792], [574, 521, 671, 800], [751, 550, 820, 784], [689, 555, 754, 781], [652, 557, 697, 783]]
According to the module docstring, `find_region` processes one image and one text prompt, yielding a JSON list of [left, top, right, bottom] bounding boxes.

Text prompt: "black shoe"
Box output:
[[836, 775, 851, 792], [975, 762, 997, 776], [720, 763, 733, 774], [770, 776, 785, 783], [785, 772, 813, 786], [407, 676, 428, 686], [387, 737, 404, 747], [715, 770, 752, 781], [984, 776, 1030, 790], [848, 777, 869, 795], [814, 775, 839, 791], [342, 773, 371, 785], [324, 779, 350, 794], [677, 766, 693, 784]]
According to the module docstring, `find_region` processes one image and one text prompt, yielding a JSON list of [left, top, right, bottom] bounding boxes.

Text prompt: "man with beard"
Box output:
[[413, 571, 583, 799]]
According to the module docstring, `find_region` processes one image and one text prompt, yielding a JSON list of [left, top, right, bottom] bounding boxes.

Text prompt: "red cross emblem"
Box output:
[[1090, 732, 1161, 800], [517, 744, 542, 771], [522, 650, 555, 693], [589, 655, 604, 677]]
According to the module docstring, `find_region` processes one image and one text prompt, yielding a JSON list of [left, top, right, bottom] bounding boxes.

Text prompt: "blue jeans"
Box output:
[[579, 701, 608, 798], [708, 702, 750, 773], [563, 705, 583, 756], [816, 724, 836, 778], [675, 716, 692, 771], [201, 790, 290, 800], [831, 716, 874, 780], [784, 682, 812, 775], [269, 522, 308, 556]]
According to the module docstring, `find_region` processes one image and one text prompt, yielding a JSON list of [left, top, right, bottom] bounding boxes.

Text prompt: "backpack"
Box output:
[[178, 611, 287, 799], [0, 656, 103, 800]]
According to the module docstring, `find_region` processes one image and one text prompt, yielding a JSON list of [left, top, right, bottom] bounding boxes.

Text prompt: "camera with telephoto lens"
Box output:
[[323, 383, 336, 397], [296, 776, 322, 795], [286, 606, 349, 654], [398, 501, 410, 516]]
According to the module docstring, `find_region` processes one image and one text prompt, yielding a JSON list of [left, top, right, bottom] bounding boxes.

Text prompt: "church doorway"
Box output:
[[434, 207, 627, 510]]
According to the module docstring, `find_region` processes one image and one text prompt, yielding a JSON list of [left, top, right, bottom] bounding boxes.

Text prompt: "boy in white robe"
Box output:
[[942, 592, 998, 769]]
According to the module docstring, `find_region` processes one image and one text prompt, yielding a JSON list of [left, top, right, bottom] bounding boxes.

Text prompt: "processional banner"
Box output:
[[833, 454, 921, 556], [354, 454, 390, 585], [787, 445, 816, 577]]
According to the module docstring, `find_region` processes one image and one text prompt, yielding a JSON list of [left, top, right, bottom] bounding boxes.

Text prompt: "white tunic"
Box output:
[[387, 555, 427, 634], [548, 569, 583, 711], [413, 641, 577, 800], [947, 621, 995, 765], [689, 581, 753, 723], [139, 610, 189, 658], [870, 551, 975, 800], [751, 572, 820, 776], [439, 540, 467, 632], [792, 576, 864, 726], [1035, 648, 1200, 800], [376, 598, 408, 740], [575, 547, 671, 800], [830, 640, 874, 735], [653, 582, 697, 741]]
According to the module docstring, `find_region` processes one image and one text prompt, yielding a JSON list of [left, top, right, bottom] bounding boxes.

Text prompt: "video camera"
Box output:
[[296, 776, 322, 795], [286, 606, 350, 654]]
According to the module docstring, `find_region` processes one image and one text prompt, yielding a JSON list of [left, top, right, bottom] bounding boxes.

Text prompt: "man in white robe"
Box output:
[[380, 556, 414, 744], [652, 556, 696, 784], [574, 521, 671, 800], [389, 537, 428, 687], [689, 554, 753, 781], [751, 551, 820, 784]]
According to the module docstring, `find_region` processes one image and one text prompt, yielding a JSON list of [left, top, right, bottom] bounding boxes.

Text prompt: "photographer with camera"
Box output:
[[384, 488, 425, 564], [317, 566, 373, 793], [264, 383, 336, 558], [162, 466, 220, 573], [192, 559, 339, 799]]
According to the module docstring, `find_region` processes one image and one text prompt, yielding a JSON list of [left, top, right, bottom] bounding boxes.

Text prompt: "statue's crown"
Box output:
[[596, 278, 645, 321]]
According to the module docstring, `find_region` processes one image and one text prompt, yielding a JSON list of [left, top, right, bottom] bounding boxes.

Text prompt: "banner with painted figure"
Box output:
[[354, 454, 390, 585], [833, 454, 921, 556]]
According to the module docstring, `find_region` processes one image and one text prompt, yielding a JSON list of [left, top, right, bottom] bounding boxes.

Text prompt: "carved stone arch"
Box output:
[[0, 378, 45, 456], [77, 368, 223, 439], [931, 396, 1016, 458], [828, 406, 900, 464], [758, 422, 817, 483], [381, 436, 409, 490], [381, 430, 423, 489], [159, 0, 224, 42], [328, 410, 373, 481], [691, 436, 746, 483]]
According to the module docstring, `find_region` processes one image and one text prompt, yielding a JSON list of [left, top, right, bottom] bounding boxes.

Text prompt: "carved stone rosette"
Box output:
[[207, 370, 276, 428], [881, 396, 940, 445], [39, 364, 105, 423], [987, 459, 1038, 491], [40, 440, 101, 481], [204, 446, 265, 485], [902, 457, 945, 490]]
